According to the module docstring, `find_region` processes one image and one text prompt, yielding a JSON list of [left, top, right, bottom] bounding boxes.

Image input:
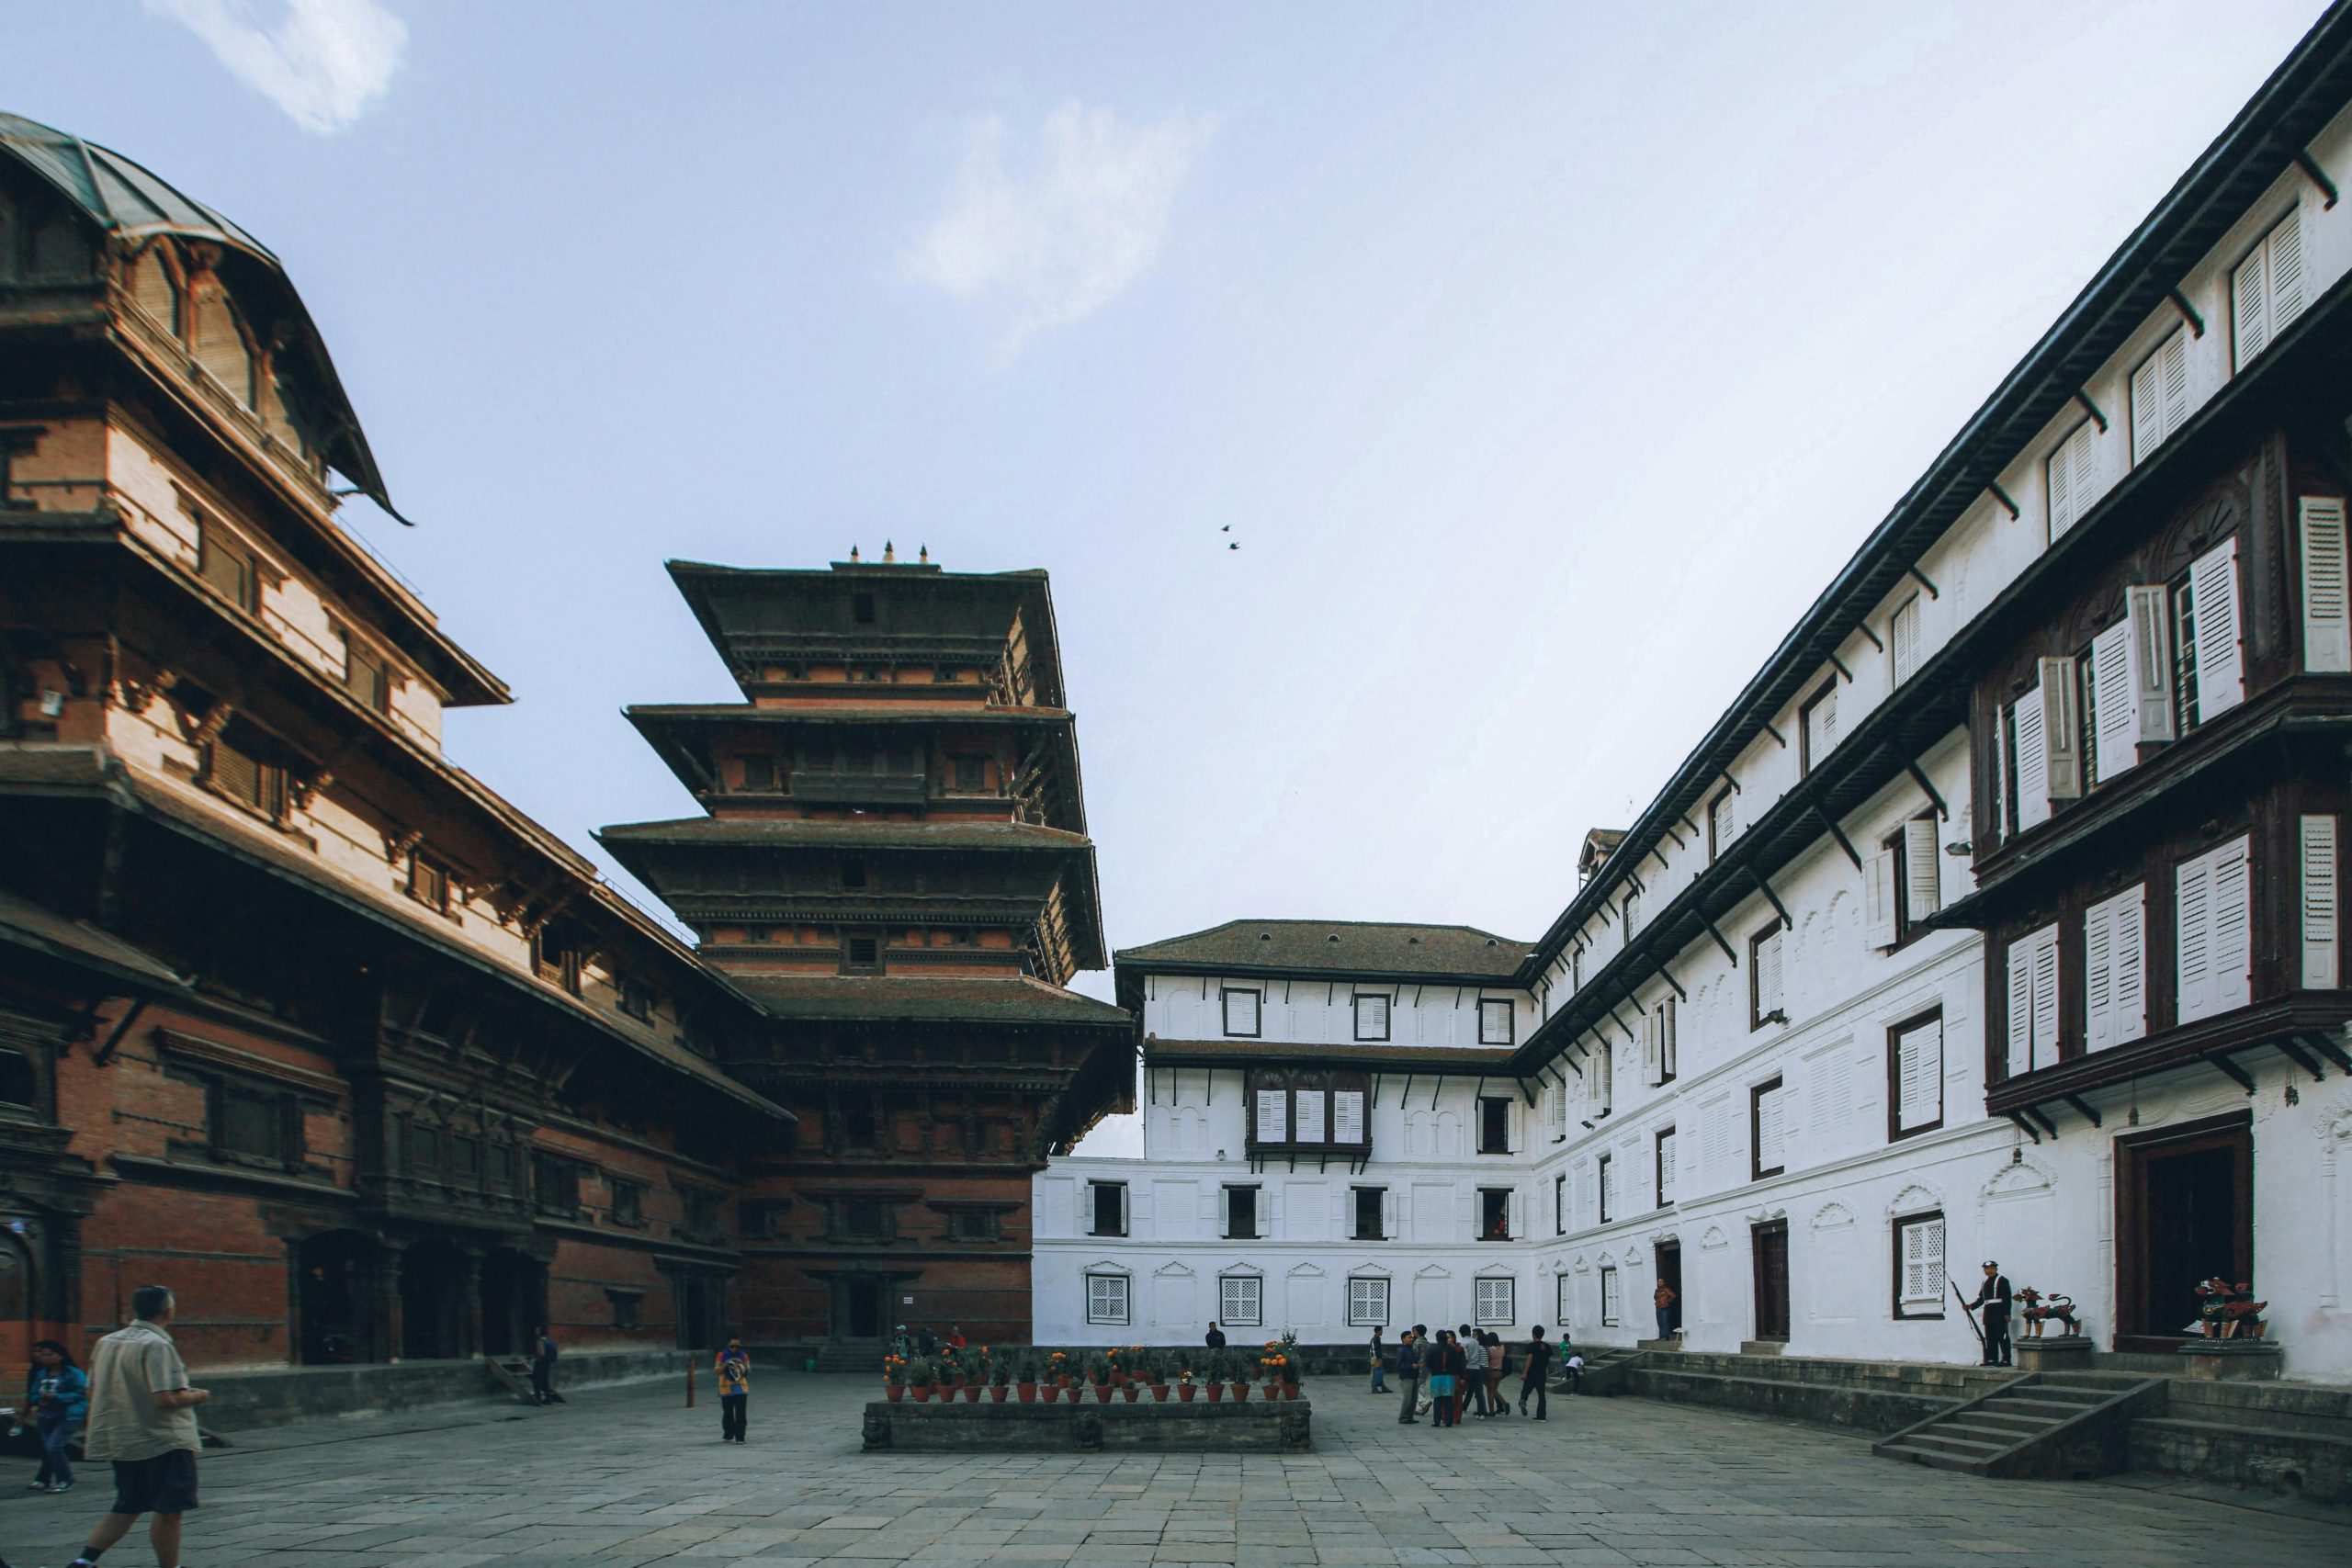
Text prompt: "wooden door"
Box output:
[[2115, 1111, 2252, 1352], [1656, 1242, 1683, 1334], [1751, 1221, 1790, 1342]]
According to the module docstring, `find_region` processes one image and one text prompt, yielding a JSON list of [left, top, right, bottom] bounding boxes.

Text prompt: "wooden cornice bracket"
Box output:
[[383, 826, 424, 865]]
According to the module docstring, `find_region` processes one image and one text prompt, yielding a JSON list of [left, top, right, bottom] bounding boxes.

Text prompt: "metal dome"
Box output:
[[0, 111, 401, 522]]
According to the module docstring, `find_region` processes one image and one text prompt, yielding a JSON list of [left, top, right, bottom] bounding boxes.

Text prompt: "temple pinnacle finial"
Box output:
[[919, 544, 930, 564], [883, 540, 896, 563], [849, 545, 861, 563]]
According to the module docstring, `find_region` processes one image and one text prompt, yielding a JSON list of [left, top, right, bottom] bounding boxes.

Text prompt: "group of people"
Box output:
[[889, 1323, 967, 1359], [1378, 1323, 1556, 1426]]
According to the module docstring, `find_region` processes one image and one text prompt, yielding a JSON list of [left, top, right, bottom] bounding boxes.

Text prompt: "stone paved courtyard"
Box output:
[[1, 1373, 2343, 1567]]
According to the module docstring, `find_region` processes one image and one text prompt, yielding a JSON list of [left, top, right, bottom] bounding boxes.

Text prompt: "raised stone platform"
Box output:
[[198, 1347, 695, 1432], [863, 1395, 1312, 1452]]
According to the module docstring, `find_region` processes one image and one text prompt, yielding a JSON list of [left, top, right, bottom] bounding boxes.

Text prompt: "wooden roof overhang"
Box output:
[[1505, 265, 2352, 1085], [664, 559, 1068, 709], [1144, 1037, 1518, 1077], [1986, 995, 2352, 1145], [0, 749, 793, 1123], [621, 702, 1088, 835], [1513, 8, 2352, 986]]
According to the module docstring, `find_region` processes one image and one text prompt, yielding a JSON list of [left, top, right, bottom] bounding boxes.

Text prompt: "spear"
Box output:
[[1952, 1279, 1987, 1356]]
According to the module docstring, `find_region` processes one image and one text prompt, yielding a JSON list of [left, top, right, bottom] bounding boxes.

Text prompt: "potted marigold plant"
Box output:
[[1016, 1355, 1039, 1403], [1048, 1349, 1071, 1389], [882, 1353, 907, 1404], [1204, 1349, 1227, 1402], [1176, 1361, 1197, 1403], [1085, 1350, 1114, 1402], [905, 1354, 937, 1403], [988, 1352, 1011, 1403]]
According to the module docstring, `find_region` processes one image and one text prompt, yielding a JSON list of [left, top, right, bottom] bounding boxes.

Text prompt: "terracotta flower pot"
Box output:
[[1094, 1382, 1114, 1403], [989, 1385, 1008, 1403], [1178, 1383, 1196, 1403], [1284, 1385, 1300, 1401], [1151, 1383, 1170, 1402], [963, 1383, 981, 1402], [911, 1384, 934, 1403], [1232, 1383, 1250, 1402], [1204, 1382, 1223, 1403], [1017, 1382, 1036, 1404], [1122, 1384, 1139, 1403], [885, 1384, 904, 1403], [1043, 1384, 1060, 1404], [1055, 1373, 1071, 1388]]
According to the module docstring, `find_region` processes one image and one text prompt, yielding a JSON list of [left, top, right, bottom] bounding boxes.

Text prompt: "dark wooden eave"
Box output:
[[1988, 995, 2352, 1128]]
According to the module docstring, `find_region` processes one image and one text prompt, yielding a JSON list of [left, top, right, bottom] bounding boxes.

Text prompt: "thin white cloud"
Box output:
[[144, 0, 407, 135], [906, 101, 1212, 354]]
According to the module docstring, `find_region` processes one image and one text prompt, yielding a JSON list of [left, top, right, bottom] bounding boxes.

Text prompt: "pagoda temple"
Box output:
[[599, 551, 1134, 1349]]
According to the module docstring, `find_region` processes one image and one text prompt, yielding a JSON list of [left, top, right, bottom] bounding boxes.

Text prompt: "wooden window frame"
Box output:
[[207, 1076, 303, 1172], [1885, 1006, 1946, 1143], [608, 1178, 646, 1229], [1748, 921, 1786, 1031], [1351, 1184, 1385, 1241], [534, 1152, 582, 1218], [1596, 1152, 1613, 1224], [1749, 1074, 1786, 1180], [1351, 991, 1391, 1042], [1555, 1172, 1566, 1235], [0, 428, 39, 513], [1474, 1276, 1515, 1327], [1346, 1276, 1390, 1328], [1798, 679, 1837, 776], [406, 851, 452, 914], [1085, 1272, 1130, 1326], [1222, 1183, 1261, 1241], [198, 518, 261, 615], [1477, 998, 1514, 1045], [1655, 1125, 1676, 1209], [1600, 1265, 1621, 1327], [1088, 1179, 1128, 1238], [1221, 987, 1262, 1039], [1890, 593, 1922, 686], [1476, 1094, 1511, 1156], [842, 931, 883, 974], [1708, 787, 1735, 861], [1890, 1209, 1948, 1321], [1219, 1273, 1262, 1327], [1477, 1186, 1513, 1241]]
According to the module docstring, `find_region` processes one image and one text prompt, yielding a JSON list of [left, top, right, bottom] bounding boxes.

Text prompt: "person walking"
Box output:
[[1653, 1280, 1678, 1342], [530, 1325, 562, 1404], [1394, 1328, 1422, 1424], [1457, 1325, 1489, 1416], [1481, 1331, 1510, 1417], [26, 1340, 88, 1493], [1366, 1326, 1386, 1394], [916, 1325, 937, 1357], [713, 1337, 751, 1443], [1518, 1325, 1552, 1420], [1433, 1331, 1467, 1427], [1204, 1323, 1226, 1349], [68, 1284, 209, 1568]]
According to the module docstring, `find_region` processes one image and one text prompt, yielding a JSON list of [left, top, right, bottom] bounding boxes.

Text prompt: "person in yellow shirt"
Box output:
[[713, 1337, 751, 1442]]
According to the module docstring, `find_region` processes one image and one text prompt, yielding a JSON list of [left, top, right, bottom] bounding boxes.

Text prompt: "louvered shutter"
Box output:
[[2084, 894, 2117, 1054], [2112, 886, 2147, 1046], [2048, 429, 2076, 537], [1804, 686, 1837, 763], [2177, 851, 2215, 1023], [2212, 838, 2251, 1014], [1596, 1045, 1613, 1114], [2031, 923, 2060, 1070], [2233, 237, 2271, 368], [1255, 1089, 1286, 1143], [1657, 1130, 1677, 1202], [1894, 1017, 1940, 1132], [2177, 837, 2252, 1023], [1507, 1188, 1522, 1238], [2191, 538, 2244, 722], [2042, 658, 2082, 800], [2127, 585, 2177, 742], [1865, 848, 1896, 949], [2270, 207, 2306, 335], [2304, 815, 2339, 990], [2049, 421, 2098, 538], [1641, 1008, 1662, 1085], [2014, 685, 2051, 830], [1659, 996, 1678, 1078], [1905, 818, 1941, 921], [2091, 620, 2137, 781], [2132, 330, 2190, 462], [2301, 497, 2350, 673], [2007, 928, 2042, 1079], [1756, 1086, 1784, 1172], [1255, 1186, 1272, 1237]]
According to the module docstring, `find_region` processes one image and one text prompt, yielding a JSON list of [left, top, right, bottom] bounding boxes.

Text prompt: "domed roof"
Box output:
[[0, 112, 400, 520]]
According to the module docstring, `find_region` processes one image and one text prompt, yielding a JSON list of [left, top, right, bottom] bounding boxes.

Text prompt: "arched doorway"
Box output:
[[478, 1248, 544, 1359], [399, 1240, 471, 1359], [296, 1231, 380, 1364], [0, 1228, 30, 1371]]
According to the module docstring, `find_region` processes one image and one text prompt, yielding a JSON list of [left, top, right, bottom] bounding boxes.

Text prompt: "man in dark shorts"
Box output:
[[70, 1284, 208, 1568]]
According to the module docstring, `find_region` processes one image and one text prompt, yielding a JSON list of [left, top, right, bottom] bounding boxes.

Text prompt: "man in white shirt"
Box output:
[[69, 1286, 209, 1568]]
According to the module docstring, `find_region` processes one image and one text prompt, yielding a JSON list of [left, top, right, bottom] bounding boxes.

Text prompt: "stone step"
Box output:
[[1878, 1438, 1994, 1474], [1981, 1393, 2107, 1418], [1903, 1428, 2009, 1458], [1953, 1408, 2064, 1438], [1941, 1414, 2059, 1441]]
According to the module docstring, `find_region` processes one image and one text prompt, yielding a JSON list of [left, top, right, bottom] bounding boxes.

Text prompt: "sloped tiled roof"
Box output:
[[1116, 919, 1532, 981], [725, 973, 1128, 1026]]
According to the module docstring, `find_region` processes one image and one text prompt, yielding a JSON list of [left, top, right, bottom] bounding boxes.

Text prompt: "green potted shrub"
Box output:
[[988, 1351, 1011, 1403], [1147, 1348, 1170, 1402], [1085, 1350, 1114, 1402], [1204, 1348, 1227, 1402], [905, 1354, 936, 1403], [882, 1353, 907, 1404], [1016, 1355, 1040, 1404], [1176, 1359, 1197, 1403]]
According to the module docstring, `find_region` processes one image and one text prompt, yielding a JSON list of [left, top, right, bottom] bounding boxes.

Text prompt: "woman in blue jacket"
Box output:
[[25, 1340, 86, 1494]]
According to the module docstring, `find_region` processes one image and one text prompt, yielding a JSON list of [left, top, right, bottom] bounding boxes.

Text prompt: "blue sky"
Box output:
[[6, 2, 2331, 1153]]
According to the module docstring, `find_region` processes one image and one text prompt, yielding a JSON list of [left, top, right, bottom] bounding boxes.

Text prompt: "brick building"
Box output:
[[0, 114, 1130, 1374]]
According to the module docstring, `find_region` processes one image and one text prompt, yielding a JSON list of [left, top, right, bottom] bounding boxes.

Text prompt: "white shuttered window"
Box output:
[[1753, 927, 1785, 1021], [2176, 836, 2253, 1025], [2303, 814, 2339, 990], [1893, 1015, 1943, 1134], [2301, 497, 2350, 673], [1905, 818, 1941, 923], [1657, 1129, 1678, 1203], [2005, 922, 2061, 1078], [1255, 1089, 1286, 1144], [1347, 1277, 1389, 1327], [2083, 884, 2148, 1054], [2233, 209, 2306, 370], [2131, 329, 2190, 462], [1223, 988, 1260, 1036], [1891, 594, 1923, 686], [2012, 684, 2051, 831], [2189, 538, 2245, 724], [1332, 1090, 1365, 1145], [1220, 1275, 1261, 1327], [1896, 1213, 1947, 1315], [2048, 419, 2099, 538]]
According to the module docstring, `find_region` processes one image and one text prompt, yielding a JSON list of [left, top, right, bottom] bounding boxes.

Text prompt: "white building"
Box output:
[[1037, 16, 2352, 1385]]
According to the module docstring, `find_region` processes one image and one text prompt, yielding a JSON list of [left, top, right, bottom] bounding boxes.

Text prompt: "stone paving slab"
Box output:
[[0, 1373, 2341, 1566]]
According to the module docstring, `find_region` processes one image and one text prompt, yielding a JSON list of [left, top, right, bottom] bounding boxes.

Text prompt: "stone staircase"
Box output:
[[1627, 1348, 2010, 1434], [813, 1337, 886, 1374], [485, 1356, 544, 1406], [1874, 1370, 2165, 1479], [1560, 1345, 1646, 1396], [2128, 1378, 2352, 1504]]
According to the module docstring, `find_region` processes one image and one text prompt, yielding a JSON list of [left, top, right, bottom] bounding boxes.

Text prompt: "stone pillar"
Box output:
[[2177, 1340, 2282, 1380], [458, 1249, 484, 1359], [2015, 1334, 2092, 1372], [374, 1239, 405, 1364]]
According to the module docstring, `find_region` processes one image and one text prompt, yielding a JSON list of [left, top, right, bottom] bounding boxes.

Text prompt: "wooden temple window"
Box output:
[[343, 637, 390, 713], [617, 976, 654, 1021], [842, 933, 882, 974], [740, 753, 775, 791], [406, 852, 451, 913], [609, 1179, 645, 1228], [739, 1201, 787, 1240], [949, 755, 987, 792], [0, 1049, 36, 1113], [534, 1152, 582, 1217], [680, 1188, 722, 1243], [943, 1207, 1000, 1243], [198, 519, 260, 614], [202, 734, 288, 823], [209, 1078, 301, 1170], [830, 1197, 895, 1242]]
